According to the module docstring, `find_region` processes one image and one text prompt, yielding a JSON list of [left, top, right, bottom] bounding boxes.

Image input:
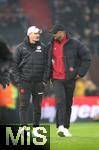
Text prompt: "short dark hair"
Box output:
[[50, 24, 65, 34]]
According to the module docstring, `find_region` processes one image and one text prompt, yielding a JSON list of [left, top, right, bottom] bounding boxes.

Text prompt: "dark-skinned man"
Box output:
[[46, 24, 91, 137]]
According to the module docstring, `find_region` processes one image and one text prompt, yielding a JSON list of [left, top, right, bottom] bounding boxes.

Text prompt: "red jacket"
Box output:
[[52, 36, 68, 79]]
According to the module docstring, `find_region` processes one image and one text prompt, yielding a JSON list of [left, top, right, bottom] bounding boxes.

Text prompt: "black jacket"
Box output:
[[12, 37, 47, 85], [44, 37, 92, 81], [0, 38, 12, 88]]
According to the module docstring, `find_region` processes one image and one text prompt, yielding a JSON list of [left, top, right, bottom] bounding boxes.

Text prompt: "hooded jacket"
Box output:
[[44, 33, 92, 82]]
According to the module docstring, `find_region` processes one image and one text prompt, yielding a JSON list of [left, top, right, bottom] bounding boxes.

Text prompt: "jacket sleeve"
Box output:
[[77, 41, 92, 77], [42, 45, 49, 83], [11, 46, 22, 85]]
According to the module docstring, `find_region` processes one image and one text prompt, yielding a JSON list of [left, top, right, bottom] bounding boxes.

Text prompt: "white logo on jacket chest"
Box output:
[[35, 46, 42, 52]]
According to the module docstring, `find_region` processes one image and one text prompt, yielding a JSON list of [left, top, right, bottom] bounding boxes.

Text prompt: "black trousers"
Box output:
[[53, 79, 75, 129], [18, 81, 43, 127]]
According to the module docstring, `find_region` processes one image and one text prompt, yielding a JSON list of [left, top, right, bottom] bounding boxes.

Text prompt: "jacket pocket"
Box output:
[[67, 66, 78, 80]]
